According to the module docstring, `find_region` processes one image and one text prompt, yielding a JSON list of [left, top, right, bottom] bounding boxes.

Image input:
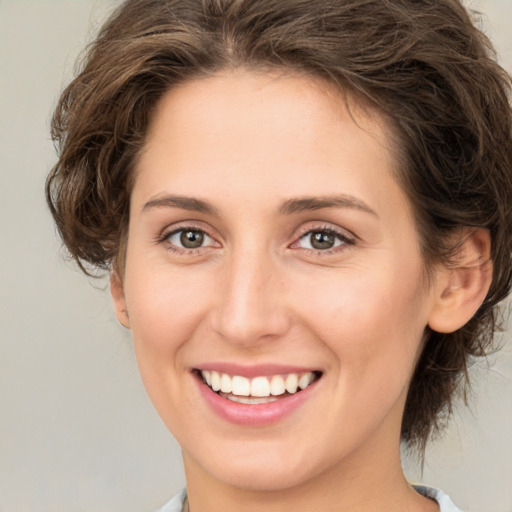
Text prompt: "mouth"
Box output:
[[196, 369, 323, 405]]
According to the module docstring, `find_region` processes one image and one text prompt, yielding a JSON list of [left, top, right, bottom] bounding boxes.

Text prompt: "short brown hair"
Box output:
[[46, 0, 512, 451]]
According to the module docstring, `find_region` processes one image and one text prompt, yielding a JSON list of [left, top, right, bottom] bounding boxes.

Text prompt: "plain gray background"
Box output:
[[0, 1, 511, 511]]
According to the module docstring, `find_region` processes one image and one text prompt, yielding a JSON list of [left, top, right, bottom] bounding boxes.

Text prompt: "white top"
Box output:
[[155, 485, 464, 511], [156, 489, 186, 512], [412, 485, 465, 511]]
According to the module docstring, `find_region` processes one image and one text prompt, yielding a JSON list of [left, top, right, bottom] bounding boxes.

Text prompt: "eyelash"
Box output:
[[156, 225, 216, 254], [292, 226, 355, 254], [156, 224, 355, 255]]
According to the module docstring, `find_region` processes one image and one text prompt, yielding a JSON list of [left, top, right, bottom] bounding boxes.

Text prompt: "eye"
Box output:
[[296, 229, 350, 251], [166, 228, 214, 250]]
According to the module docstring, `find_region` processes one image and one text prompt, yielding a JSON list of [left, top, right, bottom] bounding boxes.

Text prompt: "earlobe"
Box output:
[[110, 272, 131, 329], [428, 229, 492, 333]]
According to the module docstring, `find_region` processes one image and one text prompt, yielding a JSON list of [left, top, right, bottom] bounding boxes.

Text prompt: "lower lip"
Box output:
[[194, 373, 319, 427]]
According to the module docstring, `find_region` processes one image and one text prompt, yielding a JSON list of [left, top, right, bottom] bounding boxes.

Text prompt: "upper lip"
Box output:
[[193, 363, 321, 378]]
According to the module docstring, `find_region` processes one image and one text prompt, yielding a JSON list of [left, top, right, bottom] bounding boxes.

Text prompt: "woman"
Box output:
[[46, 0, 512, 510]]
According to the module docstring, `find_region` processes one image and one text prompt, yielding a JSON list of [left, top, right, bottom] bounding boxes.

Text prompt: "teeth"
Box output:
[[251, 376, 270, 397], [232, 375, 251, 396], [220, 393, 279, 404], [299, 372, 315, 389], [220, 373, 232, 393], [270, 375, 286, 396], [211, 371, 221, 391], [285, 373, 299, 393], [201, 370, 318, 398]]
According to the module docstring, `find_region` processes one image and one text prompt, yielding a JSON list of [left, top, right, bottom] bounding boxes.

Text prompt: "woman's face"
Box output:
[[113, 70, 441, 491]]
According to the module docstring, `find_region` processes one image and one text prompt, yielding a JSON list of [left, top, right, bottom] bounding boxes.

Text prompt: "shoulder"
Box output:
[[154, 489, 187, 512], [413, 484, 466, 512]]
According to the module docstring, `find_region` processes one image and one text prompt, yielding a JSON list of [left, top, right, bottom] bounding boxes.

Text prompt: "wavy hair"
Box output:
[[46, 0, 512, 451]]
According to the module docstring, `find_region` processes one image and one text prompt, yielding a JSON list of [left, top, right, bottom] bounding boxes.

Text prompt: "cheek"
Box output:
[[124, 262, 211, 365], [306, 266, 429, 427], [298, 260, 429, 378], [122, 262, 213, 430]]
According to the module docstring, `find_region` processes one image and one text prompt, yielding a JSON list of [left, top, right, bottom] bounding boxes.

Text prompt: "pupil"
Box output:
[[180, 230, 204, 248], [311, 232, 334, 250]]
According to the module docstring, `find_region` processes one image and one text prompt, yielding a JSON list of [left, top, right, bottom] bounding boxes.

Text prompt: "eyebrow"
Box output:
[[279, 195, 378, 216], [142, 195, 219, 215], [142, 193, 377, 217]]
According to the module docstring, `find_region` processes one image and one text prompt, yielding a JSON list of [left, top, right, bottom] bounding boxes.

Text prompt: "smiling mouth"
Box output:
[[197, 369, 322, 404]]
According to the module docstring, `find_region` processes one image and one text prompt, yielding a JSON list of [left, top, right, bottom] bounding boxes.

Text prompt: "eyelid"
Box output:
[[154, 220, 356, 254], [168, 229, 214, 248], [155, 221, 221, 252], [290, 223, 356, 252], [296, 221, 356, 240]]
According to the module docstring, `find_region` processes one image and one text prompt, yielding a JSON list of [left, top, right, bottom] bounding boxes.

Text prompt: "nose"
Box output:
[[210, 247, 291, 347]]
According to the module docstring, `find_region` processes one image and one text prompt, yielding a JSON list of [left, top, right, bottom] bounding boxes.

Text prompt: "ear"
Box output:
[[428, 228, 492, 333], [110, 271, 131, 329]]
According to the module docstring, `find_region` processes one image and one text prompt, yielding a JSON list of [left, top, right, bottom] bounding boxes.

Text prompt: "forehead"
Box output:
[[132, 69, 411, 228], [143, 69, 388, 146]]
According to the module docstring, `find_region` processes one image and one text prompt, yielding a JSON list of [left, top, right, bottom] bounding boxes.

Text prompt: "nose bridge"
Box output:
[[212, 242, 289, 345]]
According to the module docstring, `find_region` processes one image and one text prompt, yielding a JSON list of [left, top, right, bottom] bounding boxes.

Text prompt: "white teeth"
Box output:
[[270, 375, 286, 396], [220, 373, 232, 393], [285, 373, 299, 393], [202, 370, 318, 399], [299, 372, 314, 390], [203, 370, 212, 387], [232, 375, 251, 396], [211, 371, 221, 391], [251, 376, 270, 397], [220, 393, 279, 404]]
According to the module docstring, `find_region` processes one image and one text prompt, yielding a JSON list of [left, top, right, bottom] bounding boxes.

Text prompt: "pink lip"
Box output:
[[195, 362, 317, 378], [193, 370, 320, 427]]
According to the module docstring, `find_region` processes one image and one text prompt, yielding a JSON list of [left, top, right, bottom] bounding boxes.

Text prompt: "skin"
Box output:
[[111, 70, 491, 512]]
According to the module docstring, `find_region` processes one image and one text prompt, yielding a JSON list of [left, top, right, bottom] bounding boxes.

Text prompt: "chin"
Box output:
[[183, 436, 336, 494], [207, 459, 315, 492]]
